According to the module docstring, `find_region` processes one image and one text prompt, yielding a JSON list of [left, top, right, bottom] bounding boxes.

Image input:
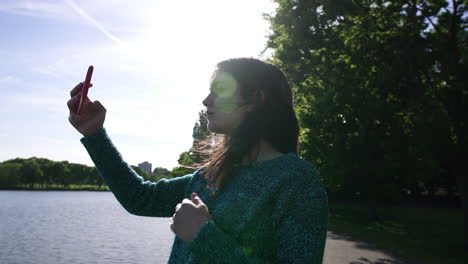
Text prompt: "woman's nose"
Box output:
[[202, 93, 213, 107]]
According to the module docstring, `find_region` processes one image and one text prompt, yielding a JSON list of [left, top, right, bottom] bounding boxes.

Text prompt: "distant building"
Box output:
[[138, 161, 152, 174]]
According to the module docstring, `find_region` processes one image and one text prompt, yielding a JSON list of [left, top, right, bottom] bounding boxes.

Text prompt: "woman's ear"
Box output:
[[254, 90, 265, 105], [259, 90, 265, 103], [242, 90, 263, 113]]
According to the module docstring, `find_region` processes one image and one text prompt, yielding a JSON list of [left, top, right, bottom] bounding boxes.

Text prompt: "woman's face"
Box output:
[[202, 71, 251, 134]]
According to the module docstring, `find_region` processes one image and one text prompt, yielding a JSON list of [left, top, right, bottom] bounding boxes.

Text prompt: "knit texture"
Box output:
[[81, 127, 329, 263]]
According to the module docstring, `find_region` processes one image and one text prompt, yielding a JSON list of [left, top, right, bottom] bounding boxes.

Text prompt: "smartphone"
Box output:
[[77, 65, 94, 115]]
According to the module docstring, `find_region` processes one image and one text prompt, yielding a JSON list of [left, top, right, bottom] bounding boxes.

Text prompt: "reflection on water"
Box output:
[[0, 191, 174, 264]]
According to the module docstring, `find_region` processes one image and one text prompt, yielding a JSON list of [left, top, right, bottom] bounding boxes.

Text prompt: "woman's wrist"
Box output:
[[81, 126, 105, 139], [82, 126, 104, 137]]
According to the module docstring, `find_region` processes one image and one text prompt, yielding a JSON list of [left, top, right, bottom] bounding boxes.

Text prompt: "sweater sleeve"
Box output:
[[80, 127, 193, 217], [189, 172, 329, 263]]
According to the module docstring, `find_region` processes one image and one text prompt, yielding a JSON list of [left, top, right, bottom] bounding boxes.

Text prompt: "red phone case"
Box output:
[[77, 65, 94, 115]]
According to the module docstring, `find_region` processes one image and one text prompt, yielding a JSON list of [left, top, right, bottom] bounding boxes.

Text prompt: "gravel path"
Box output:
[[323, 231, 424, 264]]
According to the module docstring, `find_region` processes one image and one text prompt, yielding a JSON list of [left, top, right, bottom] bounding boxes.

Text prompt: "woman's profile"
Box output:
[[67, 57, 328, 263]]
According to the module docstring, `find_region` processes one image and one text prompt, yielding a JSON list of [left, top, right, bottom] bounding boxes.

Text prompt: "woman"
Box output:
[[67, 58, 328, 263]]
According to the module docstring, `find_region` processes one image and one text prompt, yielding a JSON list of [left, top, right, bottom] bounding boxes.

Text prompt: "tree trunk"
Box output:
[[456, 174, 467, 250], [452, 147, 467, 251]]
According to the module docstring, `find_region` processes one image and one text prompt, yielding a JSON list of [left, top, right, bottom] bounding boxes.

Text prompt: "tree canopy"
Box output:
[[265, 0, 467, 243]]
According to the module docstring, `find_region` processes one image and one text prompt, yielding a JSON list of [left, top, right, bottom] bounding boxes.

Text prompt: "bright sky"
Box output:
[[0, 0, 277, 170]]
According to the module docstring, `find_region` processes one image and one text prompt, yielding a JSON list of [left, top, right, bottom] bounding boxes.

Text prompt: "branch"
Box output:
[[426, 16, 441, 34]]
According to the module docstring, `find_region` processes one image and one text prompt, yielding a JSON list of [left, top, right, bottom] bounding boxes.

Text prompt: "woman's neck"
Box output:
[[242, 139, 284, 165]]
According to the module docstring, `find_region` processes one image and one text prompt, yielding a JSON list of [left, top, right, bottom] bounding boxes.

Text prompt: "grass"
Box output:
[[328, 200, 466, 264]]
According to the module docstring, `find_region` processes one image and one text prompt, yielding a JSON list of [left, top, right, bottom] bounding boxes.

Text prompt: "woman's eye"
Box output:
[[214, 87, 226, 96], [214, 85, 234, 98]]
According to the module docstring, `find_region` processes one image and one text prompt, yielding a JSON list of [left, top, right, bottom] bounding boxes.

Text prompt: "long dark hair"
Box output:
[[202, 58, 299, 193]]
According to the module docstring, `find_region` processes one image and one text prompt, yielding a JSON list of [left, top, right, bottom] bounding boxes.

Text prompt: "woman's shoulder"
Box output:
[[270, 152, 319, 176], [285, 152, 318, 171], [272, 153, 324, 190], [242, 152, 322, 188]]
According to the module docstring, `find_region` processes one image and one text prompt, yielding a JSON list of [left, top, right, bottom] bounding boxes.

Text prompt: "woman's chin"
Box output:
[[207, 122, 225, 134], [207, 122, 217, 133]]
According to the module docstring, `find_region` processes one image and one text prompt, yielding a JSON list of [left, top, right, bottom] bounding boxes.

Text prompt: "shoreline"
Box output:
[[0, 185, 110, 192]]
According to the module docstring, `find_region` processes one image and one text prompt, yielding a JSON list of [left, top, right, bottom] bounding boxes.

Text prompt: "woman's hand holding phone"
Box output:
[[67, 66, 106, 136]]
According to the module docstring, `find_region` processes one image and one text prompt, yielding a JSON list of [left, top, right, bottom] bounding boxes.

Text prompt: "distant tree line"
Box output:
[[0, 111, 207, 190], [0, 158, 104, 189], [0, 158, 191, 190]]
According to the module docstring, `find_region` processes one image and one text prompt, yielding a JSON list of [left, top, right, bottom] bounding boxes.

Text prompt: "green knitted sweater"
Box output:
[[80, 127, 328, 263]]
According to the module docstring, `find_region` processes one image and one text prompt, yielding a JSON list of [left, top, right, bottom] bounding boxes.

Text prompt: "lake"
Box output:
[[0, 191, 175, 264]]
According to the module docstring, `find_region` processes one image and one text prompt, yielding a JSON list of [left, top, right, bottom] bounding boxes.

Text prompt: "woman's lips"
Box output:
[[206, 112, 215, 120]]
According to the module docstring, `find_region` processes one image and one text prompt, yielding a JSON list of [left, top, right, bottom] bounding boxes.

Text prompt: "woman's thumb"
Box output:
[[91, 100, 106, 111], [191, 192, 202, 205]]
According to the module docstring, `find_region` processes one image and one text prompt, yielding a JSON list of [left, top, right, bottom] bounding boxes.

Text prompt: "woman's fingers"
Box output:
[[70, 83, 82, 97], [70, 82, 93, 98], [68, 82, 96, 113], [91, 100, 104, 111], [67, 94, 80, 113]]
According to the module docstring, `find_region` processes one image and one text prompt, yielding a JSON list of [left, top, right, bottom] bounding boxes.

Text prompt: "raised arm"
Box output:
[[81, 127, 193, 217], [67, 82, 192, 217]]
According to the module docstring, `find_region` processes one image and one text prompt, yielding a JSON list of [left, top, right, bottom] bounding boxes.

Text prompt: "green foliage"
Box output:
[[169, 166, 195, 178], [0, 156, 195, 189], [153, 167, 170, 178], [177, 110, 211, 169], [177, 151, 195, 167], [0, 163, 21, 187], [19, 159, 44, 189], [51, 162, 71, 187], [192, 110, 210, 147], [0, 157, 103, 190], [266, 0, 467, 205], [131, 165, 150, 178]]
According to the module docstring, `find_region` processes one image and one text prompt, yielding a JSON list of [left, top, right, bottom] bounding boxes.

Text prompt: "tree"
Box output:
[[153, 167, 170, 181], [47, 162, 70, 187], [192, 110, 211, 147], [266, 0, 467, 228], [169, 166, 195, 178], [0, 157, 108, 189], [177, 151, 196, 167], [177, 110, 212, 169], [68, 163, 90, 185], [88, 167, 104, 187], [40, 160, 55, 187], [19, 159, 43, 189], [131, 165, 150, 179], [425, 0, 468, 245], [0, 163, 21, 188]]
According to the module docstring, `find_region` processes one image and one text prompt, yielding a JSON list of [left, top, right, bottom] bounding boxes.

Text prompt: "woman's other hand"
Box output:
[[171, 192, 212, 242], [67, 82, 106, 136]]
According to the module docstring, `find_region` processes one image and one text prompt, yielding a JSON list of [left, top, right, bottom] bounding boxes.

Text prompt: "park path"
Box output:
[[323, 231, 424, 264]]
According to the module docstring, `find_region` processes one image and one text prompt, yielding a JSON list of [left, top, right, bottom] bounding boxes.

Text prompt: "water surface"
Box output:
[[0, 191, 174, 264]]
